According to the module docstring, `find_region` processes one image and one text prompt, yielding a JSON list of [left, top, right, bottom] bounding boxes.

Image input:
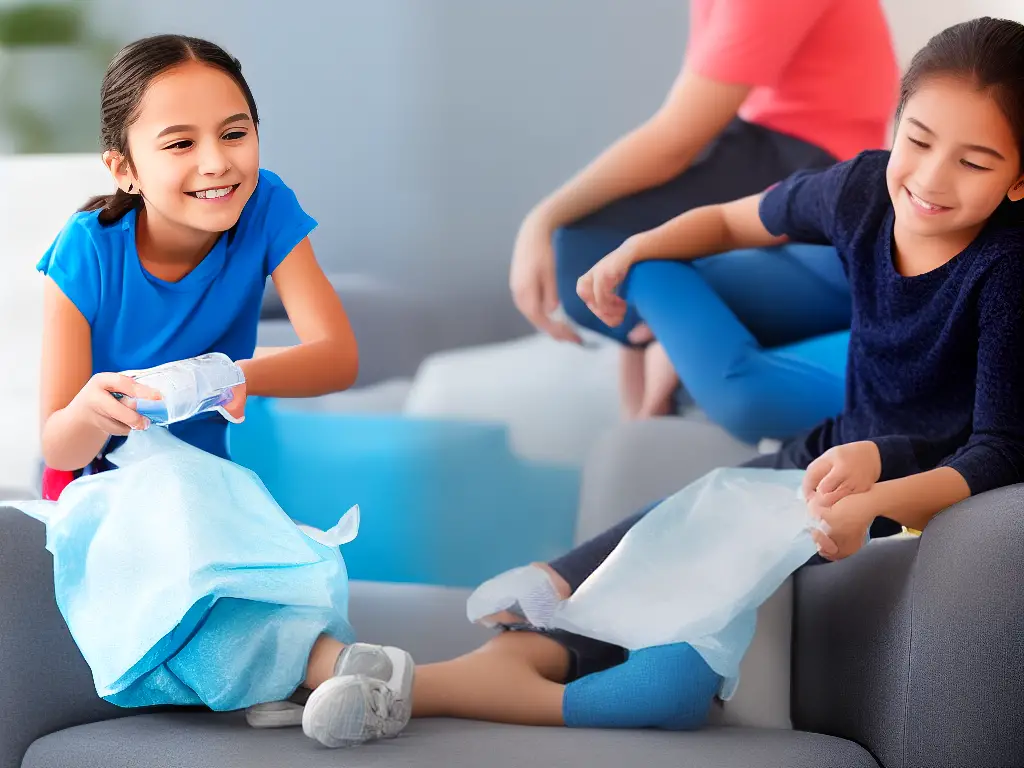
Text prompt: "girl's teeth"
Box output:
[[910, 191, 940, 210], [195, 187, 232, 199]]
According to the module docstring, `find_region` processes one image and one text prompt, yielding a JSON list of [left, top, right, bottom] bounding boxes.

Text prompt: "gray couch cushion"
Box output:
[[259, 275, 530, 388], [347, 581, 492, 662], [23, 715, 879, 768], [575, 419, 758, 543]]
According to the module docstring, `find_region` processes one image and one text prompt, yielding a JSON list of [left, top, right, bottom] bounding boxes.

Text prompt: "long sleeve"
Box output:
[[941, 256, 1024, 494], [872, 434, 952, 482]]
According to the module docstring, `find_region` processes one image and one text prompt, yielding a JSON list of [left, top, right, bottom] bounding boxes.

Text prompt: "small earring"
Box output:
[[127, 184, 134, 194]]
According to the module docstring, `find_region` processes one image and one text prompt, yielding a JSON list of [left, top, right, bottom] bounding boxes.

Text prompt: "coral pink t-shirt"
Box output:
[[687, 0, 899, 160]]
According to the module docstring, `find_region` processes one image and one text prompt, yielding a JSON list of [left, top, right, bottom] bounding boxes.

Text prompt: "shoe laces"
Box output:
[[364, 684, 393, 739]]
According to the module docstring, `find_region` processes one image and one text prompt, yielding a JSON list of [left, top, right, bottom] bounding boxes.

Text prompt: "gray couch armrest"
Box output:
[[794, 484, 1024, 768], [0, 507, 122, 768]]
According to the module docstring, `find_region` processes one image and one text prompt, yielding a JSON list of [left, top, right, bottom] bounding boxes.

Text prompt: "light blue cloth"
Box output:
[[548, 468, 821, 699], [14, 428, 356, 710]]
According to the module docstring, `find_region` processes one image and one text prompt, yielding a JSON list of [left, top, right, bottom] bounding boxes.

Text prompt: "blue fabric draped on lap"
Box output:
[[13, 428, 357, 710]]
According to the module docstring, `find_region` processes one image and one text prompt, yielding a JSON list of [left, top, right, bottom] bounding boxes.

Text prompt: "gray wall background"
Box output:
[[3, 0, 689, 347], [97, 1, 687, 309]]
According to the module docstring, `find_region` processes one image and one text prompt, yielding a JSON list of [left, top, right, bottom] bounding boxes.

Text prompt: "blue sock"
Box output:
[[562, 643, 721, 731]]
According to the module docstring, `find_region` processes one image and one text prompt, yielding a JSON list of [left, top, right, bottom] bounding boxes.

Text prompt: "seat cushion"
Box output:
[[24, 713, 880, 768]]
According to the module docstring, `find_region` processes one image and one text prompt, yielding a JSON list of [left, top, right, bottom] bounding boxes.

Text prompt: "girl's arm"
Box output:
[[39, 279, 151, 470], [866, 468, 971, 532], [39, 279, 107, 469], [577, 194, 786, 326], [528, 70, 751, 232], [814, 468, 970, 560], [237, 238, 357, 398], [627, 193, 787, 262]]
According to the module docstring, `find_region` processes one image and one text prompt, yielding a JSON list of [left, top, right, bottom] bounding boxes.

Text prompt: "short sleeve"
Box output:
[[687, 0, 834, 87], [758, 158, 856, 245], [255, 171, 318, 277], [36, 215, 102, 326]]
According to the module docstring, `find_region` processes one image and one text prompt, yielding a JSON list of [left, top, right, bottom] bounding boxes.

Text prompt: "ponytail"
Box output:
[[78, 188, 140, 226]]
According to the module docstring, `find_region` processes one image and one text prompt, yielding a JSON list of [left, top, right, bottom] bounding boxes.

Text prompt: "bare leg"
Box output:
[[412, 631, 569, 726], [619, 345, 646, 419], [636, 341, 679, 419], [304, 635, 345, 689]]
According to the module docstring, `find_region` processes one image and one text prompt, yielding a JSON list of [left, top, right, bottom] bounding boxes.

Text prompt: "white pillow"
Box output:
[[404, 332, 620, 465]]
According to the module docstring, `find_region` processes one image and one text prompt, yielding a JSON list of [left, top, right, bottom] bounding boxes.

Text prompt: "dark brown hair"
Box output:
[[80, 34, 260, 225]]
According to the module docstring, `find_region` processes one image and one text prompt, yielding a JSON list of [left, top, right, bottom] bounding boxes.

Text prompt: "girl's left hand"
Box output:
[[221, 382, 247, 423], [808, 491, 877, 561]]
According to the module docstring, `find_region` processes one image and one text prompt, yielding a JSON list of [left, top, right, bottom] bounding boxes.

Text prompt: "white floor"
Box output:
[[0, 155, 113, 493]]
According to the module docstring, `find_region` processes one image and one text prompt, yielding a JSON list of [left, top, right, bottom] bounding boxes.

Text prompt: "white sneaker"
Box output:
[[245, 642, 394, 729], [466, 564, 563, 628], [302, 646, 414, 748]]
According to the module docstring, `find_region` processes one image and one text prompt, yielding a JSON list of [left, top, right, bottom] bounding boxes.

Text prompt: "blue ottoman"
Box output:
[[230, 399, 579, 587]]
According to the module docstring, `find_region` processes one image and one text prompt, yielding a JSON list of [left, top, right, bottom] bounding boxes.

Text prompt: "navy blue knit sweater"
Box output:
[[760, 150, 1024, 494]]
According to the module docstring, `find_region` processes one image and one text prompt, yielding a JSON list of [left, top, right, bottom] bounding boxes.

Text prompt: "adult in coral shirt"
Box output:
[[510, 0, 898, 423]]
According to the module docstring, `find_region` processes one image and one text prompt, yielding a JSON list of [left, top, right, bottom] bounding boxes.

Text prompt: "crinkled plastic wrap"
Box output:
[[14, 428, 357, 710], [122, 352, 246, 426], [547, 468, 820, 699]]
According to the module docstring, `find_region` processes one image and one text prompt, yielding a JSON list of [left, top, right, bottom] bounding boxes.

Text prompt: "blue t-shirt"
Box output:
[[760, 150, 1024, 495], [38, 169, 317, 460]]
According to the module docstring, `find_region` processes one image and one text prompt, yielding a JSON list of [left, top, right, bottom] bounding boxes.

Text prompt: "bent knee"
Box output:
[[479, 631, 572, 682]]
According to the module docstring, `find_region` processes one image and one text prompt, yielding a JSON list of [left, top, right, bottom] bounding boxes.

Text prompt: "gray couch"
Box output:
[[2, 417, 1022, 768]]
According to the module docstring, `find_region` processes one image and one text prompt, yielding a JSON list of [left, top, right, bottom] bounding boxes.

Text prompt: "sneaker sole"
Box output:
[[246, 700, 305, 729], [380, 646, 415, 738], [246, 644, 392, 730], [302, 676, 378, 748]]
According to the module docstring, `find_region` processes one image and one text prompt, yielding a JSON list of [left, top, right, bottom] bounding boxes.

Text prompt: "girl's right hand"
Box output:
[[576, 239, 639, 327], [801, 441, 883, 507], [66, 373, 162, 436]]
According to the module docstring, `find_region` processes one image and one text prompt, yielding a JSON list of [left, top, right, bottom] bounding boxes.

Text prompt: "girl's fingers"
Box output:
[[96, 395, 150, 431], [802, 458, 832, 501], [812, 529, 839, 558], [94, 413, 134, 437]]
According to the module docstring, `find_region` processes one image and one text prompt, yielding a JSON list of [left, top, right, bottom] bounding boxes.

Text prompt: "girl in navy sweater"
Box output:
[[284, 17, 1024, 745]]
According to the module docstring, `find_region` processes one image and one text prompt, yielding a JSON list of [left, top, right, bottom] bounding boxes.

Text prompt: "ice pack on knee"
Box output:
[[547, 468, 825, 699]]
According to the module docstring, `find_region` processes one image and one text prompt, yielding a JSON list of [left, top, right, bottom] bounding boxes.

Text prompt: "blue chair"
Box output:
[[230, 399, 579, 588]]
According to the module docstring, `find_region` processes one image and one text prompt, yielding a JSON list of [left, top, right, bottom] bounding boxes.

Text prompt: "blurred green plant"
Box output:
[[0, 2, 82, 46], [0, 2, 119, 153]]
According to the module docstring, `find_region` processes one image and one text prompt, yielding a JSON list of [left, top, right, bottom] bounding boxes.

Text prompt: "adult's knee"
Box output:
[[552, 225, 638, 342], [697, 365, 843, 444], [553, 226, 600, 327], [703, 382, 774, 444]]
